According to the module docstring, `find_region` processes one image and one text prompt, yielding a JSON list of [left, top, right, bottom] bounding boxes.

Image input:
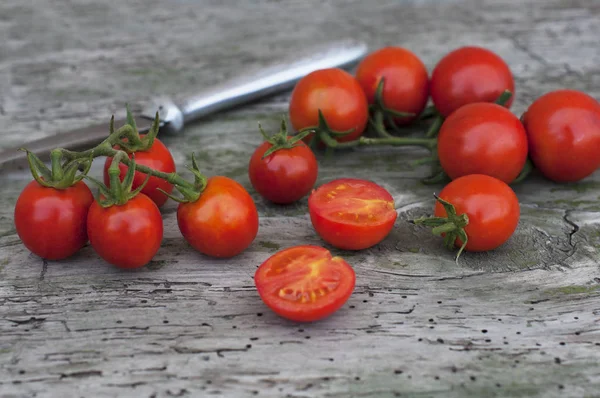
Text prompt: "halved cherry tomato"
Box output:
[[308, 178, 397, 250], [14, 180, 94, 260], [104, 136, 176, 207], [521, 89, 600, 182], [87, 193, 163, 269], [177, 176, 259, 258], [435, 174, 520, 252], [248, 138, 318, 204], [430, 46, 514, 117], [437, 102, 528, 183], [355, 46, 429, 125], [254, 245, 355, 322], [289, 68, 369, 142]]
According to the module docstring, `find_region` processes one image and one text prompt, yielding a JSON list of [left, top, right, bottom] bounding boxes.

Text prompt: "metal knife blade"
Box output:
[[0, 41, 368, 172]]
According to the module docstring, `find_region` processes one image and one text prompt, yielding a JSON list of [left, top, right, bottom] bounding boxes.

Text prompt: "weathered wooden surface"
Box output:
[[1, 0, 600, 397]]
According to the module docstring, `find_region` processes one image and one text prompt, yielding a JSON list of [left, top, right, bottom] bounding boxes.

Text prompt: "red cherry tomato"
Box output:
[[437, 102, 528, 183], [177, 176, 259, 258], [14, 180, 94, 260], [355, 46, 429, 125], [248, 139, 318, 204], [289, 68, 369, 142], [435, 174, 520, 252], [87, 193, 163, 269], [430, 46, 514, 117], [104, 136, 176, 207], [308, 178, 397, 250], [254, 245, 355, 322], [521, 89, 600, 182]]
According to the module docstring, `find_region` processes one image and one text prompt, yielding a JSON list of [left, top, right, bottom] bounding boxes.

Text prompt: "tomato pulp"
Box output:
[[430, 46, 514, 117], [437, 102, 528, 183], [14, 180, 94, 260], [308, 178, 397, 250], [289, 68, 369, 142], [254, 245, 356, 322], [355, 46, 430, 125], [521, 89, 600, 182], [177, 176, 259, 258]]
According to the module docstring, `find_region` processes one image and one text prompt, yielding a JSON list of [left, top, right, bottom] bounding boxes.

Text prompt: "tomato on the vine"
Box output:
[[521, 89, 600, 183], [103, 136, 176, 207], [355, 46, 429, 125], [177, 176, 259, 258], [289, 68, 369, 142], [429, 174, 520, 253], [249, 136, 318, 204], [87, 193, 163, 269], [308, 178, 397, 250], [430, 46, 514, 117], [14, 180, 94, 260], [254, 245, 355, 322], [437, 102, 528, 184]]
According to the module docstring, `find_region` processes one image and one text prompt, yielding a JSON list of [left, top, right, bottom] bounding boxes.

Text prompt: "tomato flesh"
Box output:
[[435, 174, 520, 252], [308, 178, 397, 250], [254, 245, 355, 322], [437, 102, 528, 183], [14, 180, 94, 260], [521, 89, 600, 182]]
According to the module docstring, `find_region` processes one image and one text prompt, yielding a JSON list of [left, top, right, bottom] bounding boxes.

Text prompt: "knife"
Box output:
[[0, 41, 368, 171]]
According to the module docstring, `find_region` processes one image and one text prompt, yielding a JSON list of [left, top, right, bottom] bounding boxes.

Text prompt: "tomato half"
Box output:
[[308, 178, 397, 250], [289, 68, 369, 142], [104, 136, 176, 207], [177, 176, 259, 258], [435, 174, 520, 252], [254, 245, 355, 322], [521, 89, 600, 182], [430, 46, 514, 117], [14, 180, 94, 260], [248, 139, 318, 204], [437, 102, 528, 183], [355, 46, 429, 125], [87, 193, 163, 269]]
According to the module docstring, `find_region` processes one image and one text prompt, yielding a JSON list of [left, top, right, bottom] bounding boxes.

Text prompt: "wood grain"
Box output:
[[1, 1, 599, 397]]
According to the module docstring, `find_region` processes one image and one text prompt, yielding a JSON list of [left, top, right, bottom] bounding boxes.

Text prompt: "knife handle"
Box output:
[[143, 41, 368, 134]]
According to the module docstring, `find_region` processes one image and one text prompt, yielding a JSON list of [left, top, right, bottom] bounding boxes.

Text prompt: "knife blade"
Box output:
[[0, 41, 368, 171]]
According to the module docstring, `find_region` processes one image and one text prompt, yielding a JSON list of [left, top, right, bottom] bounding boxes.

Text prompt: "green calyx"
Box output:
[[23, 148, 92, 189], [158, 153, 207, 204], [410, 194, 469, 263], [86, 152, 150, 208], [260, 118, 311, 159], [109, 104, 160, 153], [299, 109, 356, 150], [369, 77, 417, 138]]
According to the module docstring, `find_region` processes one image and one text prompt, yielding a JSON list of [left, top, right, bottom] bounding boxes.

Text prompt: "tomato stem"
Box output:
[[512, 158, 534, 184], [424, 114, 445, 138]]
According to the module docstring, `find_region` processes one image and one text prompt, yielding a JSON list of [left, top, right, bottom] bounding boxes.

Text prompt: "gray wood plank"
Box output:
[[1, 0, 599, 397]]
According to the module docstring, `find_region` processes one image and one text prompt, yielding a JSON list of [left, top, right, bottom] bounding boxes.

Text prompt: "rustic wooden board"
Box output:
[[1, 0, 599, 397]]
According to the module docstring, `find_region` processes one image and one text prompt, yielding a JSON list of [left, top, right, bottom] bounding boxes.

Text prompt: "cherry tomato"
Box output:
[[14, 180, 94, 260], [87, 193, 163, 269], [248, 139, 318, 204], [254, 245, 355, 322], [521, 89, 600, 182], [289, 68, 369, 142], [177, 176, 259, 258], [104, 136, 176, 207], [430, 46, 514, 117], [435, 174, 520, 252], [437, 102, 528, 183], [308, 178, 397, 250], [355, 46, 429, 125]]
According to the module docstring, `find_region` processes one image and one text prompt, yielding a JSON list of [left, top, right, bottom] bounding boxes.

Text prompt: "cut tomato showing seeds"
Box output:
[[308, 178, 397, 250], [254, 245, 356, 322]]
